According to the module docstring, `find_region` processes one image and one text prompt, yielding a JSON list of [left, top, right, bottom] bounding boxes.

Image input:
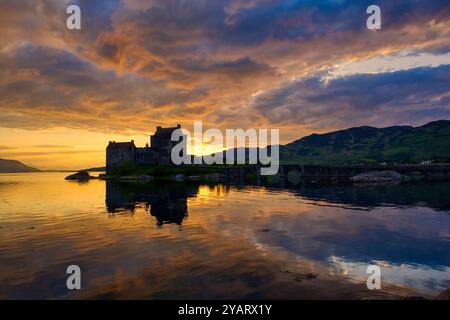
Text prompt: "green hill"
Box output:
[[0, 158, 40, 173], [280, 120, 450, 165]]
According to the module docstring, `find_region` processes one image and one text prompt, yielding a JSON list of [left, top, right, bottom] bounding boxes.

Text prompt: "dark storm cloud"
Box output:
[[253, 64, 450, 130], [170, 56, 276, 78]]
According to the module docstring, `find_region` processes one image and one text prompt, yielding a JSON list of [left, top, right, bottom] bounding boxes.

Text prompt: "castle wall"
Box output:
[[106, 143, 136, 174], [135, 148, 158, 165], [106, 126, 182, 173]]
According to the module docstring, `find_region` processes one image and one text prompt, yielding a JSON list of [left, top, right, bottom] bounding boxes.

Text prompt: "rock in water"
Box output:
[[65, 171, 94, 180], [350, 170, 406, 183]]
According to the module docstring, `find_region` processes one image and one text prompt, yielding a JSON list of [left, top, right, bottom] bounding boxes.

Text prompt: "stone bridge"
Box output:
[[224, 164, 450, 185]]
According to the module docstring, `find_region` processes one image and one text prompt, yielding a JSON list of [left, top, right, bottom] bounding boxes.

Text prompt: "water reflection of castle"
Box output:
[[105, 181, 199, 226]]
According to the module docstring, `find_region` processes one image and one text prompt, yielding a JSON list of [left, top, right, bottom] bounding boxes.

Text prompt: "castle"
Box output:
[[106, 125, 182, 174]]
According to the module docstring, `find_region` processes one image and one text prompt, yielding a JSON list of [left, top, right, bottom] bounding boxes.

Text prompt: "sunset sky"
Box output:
[[1, 0, 450, 169]]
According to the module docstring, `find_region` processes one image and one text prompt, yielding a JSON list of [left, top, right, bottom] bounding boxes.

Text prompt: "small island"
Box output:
[[65, 170, 96, 180]]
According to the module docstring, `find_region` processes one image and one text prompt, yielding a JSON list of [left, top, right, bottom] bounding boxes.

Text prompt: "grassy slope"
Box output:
[[280, 120, 450, 165]]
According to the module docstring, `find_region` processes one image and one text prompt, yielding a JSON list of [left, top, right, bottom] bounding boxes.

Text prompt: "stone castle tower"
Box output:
[[106, 124, 182, 174]]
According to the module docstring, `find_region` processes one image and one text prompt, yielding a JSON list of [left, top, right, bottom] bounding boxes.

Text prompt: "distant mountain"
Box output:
[[280, 120, 450, 164], [0, 158, 40, 173]]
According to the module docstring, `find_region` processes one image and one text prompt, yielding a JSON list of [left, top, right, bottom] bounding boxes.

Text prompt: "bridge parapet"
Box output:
[[224, 164, 450, 185]]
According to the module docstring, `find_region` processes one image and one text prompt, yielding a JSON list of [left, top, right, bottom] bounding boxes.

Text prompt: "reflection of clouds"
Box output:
[[265, 204, 450, 268], [190, 185, 450, 297], [187, 185, 450, 298], [330, 256, 450, 296]]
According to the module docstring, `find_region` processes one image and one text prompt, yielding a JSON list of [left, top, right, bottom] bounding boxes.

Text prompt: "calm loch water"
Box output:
[[0, 172, 449, 299]]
